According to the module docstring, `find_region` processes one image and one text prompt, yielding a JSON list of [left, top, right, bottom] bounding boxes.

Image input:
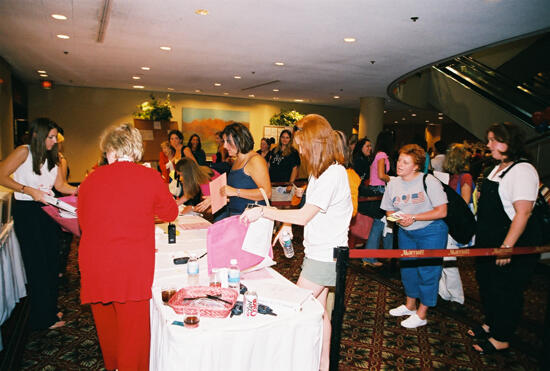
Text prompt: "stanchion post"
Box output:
[[330, 246, 349, 371]]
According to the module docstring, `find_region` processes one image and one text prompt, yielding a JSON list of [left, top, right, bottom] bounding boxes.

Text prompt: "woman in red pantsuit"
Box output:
[[78, 124, 178, 371]]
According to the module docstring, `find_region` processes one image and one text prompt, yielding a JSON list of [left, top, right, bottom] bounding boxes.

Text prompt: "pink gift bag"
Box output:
[[42, 195, 81, 236]]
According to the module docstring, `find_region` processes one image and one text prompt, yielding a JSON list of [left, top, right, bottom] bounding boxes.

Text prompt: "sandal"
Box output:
[[473, 338, 509, 355], [362, 261, 383, 268], [467, 324, 490, 339], [48, 320, 66, 330]]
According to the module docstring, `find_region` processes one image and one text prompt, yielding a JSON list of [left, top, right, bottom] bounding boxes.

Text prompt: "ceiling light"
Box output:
[[394, 120, 398, 123], [167, 88, 174, 91], [133, 85, 144, 89], [438, 112, 443, 115], [40, 74, 48, 77], [160, 46, 171, 51], [141, 67, 151, 71], [56, 34, 70, 39], [132, 76, 141, 80], [384, 110, 387, 113], [195, 89, 201, 93], [274, 62, 285, 66], [234, 76, 241, 79], [248, 94, 255, 98], [343, 37, 356, 43], [195, 9, 209, 15], [401, 117, 406, 120], [37, 70, 47, 74], [425, 120, 430, 123], [272, 89, 279, 92], [214, 83, 221, 87], [411, 113, 416, 117], [333, 95, 340, 99], [223, 92, 229, 95], [294, 99, 304, 102], [51, 14, 67, 20], [273, 97, 279, 100], [438, 116, 443, 120]]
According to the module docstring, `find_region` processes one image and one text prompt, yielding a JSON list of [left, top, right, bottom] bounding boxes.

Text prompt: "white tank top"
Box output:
[[13, 145, 58, 201]]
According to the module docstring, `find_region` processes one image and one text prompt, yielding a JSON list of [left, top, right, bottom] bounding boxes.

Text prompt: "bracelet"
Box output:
[[20, 185, 25, 194], [412, 216, 416, 222], [236, 188, 241, 197]]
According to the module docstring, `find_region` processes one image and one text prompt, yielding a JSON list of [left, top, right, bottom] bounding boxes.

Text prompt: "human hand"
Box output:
[[294, 185, 305, 198], [496, 257, 511, 266], [239, 206, 263, 224], [27, 187, 49, 204], [397, 214, 415, 227], [273, 224, 293, 247], [285, 185, 292, 193], [195, 196, 211, 213]]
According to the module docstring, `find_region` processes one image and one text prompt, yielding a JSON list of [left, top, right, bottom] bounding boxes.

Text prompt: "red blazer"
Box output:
[[159, 150, 170, 183], [77, 161, 178, 304]]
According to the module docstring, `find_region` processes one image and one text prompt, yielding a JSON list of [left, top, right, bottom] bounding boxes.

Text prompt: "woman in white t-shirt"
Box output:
[[240, 114, 353, 371], [0, 118, 77, 330], [470, 122, 541, 355]]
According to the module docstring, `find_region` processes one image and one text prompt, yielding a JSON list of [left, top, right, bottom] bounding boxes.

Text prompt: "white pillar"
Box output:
[[358, 97, 385, 142]]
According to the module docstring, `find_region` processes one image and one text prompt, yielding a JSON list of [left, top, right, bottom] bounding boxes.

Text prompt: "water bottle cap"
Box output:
[[230, 258, 237, 265]]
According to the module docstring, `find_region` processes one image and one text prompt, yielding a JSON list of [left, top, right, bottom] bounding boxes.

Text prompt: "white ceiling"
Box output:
[[0, 0, 549, 109]]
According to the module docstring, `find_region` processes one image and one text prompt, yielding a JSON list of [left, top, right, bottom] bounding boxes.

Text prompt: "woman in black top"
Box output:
[[352, 137, 373, 181], [268, 130, 300, 190], [187, 133, 207, 166], [257, 137, 272, 163]]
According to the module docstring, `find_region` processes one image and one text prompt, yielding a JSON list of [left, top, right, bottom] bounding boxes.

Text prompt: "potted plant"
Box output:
[[134, 94, 173, 121], [269, 109, 304, 127]]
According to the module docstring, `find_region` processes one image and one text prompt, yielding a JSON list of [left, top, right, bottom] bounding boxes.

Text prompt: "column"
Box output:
[[358, 97, 384, 141]]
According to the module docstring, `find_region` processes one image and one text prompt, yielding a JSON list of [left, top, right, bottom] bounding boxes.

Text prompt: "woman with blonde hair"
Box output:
[[241, 114, 353, 371], [159, 140, 176, 183], [78, 123, 177, 370]]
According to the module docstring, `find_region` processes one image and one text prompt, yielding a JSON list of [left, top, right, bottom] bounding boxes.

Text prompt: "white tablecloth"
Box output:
[[0, 221, 27, 352], [150, 216, 323, 371]]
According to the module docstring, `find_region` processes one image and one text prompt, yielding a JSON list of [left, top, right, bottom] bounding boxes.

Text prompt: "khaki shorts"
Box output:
[[301, 257, 336, 287]]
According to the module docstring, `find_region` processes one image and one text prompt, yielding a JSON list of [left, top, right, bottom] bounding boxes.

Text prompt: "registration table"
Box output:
[[150, 215, 324, 371]]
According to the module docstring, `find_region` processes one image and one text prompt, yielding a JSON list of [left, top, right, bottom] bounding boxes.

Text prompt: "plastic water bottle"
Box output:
[[187, 253, 199, 285], [228, 259, 240, 291], [281, 231, 295, 258]]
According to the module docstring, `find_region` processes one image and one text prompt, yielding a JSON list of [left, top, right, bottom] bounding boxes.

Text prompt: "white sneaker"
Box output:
[[389, 304, 416, 317], [401, 313, 427, 328]]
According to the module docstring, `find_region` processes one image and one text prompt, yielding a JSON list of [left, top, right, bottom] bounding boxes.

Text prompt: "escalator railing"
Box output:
[[434, 56, 550, 128]]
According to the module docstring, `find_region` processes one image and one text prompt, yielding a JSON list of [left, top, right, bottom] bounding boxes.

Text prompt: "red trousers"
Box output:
[[91, 300, 150, 371]]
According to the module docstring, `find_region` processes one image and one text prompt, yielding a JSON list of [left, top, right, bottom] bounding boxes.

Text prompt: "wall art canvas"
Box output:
[[182, 108, 250, 156]]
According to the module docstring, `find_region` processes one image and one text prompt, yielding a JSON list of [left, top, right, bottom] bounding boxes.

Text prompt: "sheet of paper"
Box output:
[[139, 129, 154, 141], [209, 172, 227, 214]]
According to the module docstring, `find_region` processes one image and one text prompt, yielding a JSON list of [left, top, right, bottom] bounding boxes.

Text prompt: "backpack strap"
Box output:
[[422, 173, 431, 203]]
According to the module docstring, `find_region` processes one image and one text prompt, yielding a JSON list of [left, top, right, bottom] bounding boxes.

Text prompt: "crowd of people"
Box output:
[[0, 114, 546, 369]]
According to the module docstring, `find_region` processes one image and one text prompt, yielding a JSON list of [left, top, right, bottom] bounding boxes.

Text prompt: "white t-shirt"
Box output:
[[487, 162, 539, 220], [431, 154, 446, 172], [303, 164, 353, 262], [13, 145, 58, 201]]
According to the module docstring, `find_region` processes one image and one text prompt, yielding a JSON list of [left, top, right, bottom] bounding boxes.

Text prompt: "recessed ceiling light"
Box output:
[[294, 99, 304, 102], [234, 76, 241, 79], [160, 46, 171, 51], [133, 85, 144, 89], [132, 76, 141, 80], [141, 67, 151, 71], [248, 94, 255, 98], [223, 92, 229, 95], [425, 120, 430, 123], [394, 120, 398, 123], [438, 116, 443, 120], [56, 34, 70, 39], [273, 97, 279, 100], [214, 83, 221, 87], [343, 37, 356, 43], [40, 74, 48, 77], [195, 89, 201, 93], [195, 9, 209, 15], [272, 89, 279, 92], [401, 117, 406, 120], [411, 113, 417, 117], [274, 62, 285, 66], [333, 95, 340, 99], [384, 110, 387, 113], [51, 14, 67, 20], [37, 70, 47, 74], [167, 88, 174, 91], [438, 112, 443, 115]]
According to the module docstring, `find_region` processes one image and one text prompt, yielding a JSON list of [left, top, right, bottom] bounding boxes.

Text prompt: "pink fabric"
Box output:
[[206, 215, 273, 274], [369, 152, 389, 186], [42, 195, 80, 236]]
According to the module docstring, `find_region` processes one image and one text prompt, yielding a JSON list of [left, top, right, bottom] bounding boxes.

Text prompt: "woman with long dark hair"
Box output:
[[269, 129, 300, 191], [187, 133, 206, 166], [0, 118, 77, 330], [470, 122, 541, 354]]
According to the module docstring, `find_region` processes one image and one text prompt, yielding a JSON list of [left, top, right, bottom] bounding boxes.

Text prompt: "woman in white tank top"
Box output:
[[0, 118, 76, 330]]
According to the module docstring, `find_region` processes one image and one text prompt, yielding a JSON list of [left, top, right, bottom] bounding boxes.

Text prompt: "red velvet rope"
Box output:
[[348, 245, 550, 259]]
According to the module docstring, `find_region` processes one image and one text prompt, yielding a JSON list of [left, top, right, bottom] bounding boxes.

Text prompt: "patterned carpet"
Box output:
[[17, 227, 548, 370]]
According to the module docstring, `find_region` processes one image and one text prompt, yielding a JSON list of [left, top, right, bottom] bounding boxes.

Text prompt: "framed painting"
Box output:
[[182, 108, 250, 156]]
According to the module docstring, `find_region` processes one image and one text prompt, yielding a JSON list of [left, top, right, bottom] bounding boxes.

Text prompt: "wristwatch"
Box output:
[[412, 216, 416, 222]]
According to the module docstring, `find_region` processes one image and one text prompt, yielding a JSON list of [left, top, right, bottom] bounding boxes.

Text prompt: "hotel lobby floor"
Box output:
[[18, 227, 548, 370]]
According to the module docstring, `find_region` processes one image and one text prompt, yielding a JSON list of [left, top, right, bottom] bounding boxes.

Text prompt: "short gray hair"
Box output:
[[100, 123, 143, 162]]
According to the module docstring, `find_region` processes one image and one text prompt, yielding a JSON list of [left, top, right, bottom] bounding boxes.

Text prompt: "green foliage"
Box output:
[[269, 109, 304, 127], [133, 94, 173, 121]]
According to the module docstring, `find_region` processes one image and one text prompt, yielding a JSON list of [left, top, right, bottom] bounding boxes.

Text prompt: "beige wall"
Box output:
[[28, 85, 358, 182], [0, 57, 14, 160]]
